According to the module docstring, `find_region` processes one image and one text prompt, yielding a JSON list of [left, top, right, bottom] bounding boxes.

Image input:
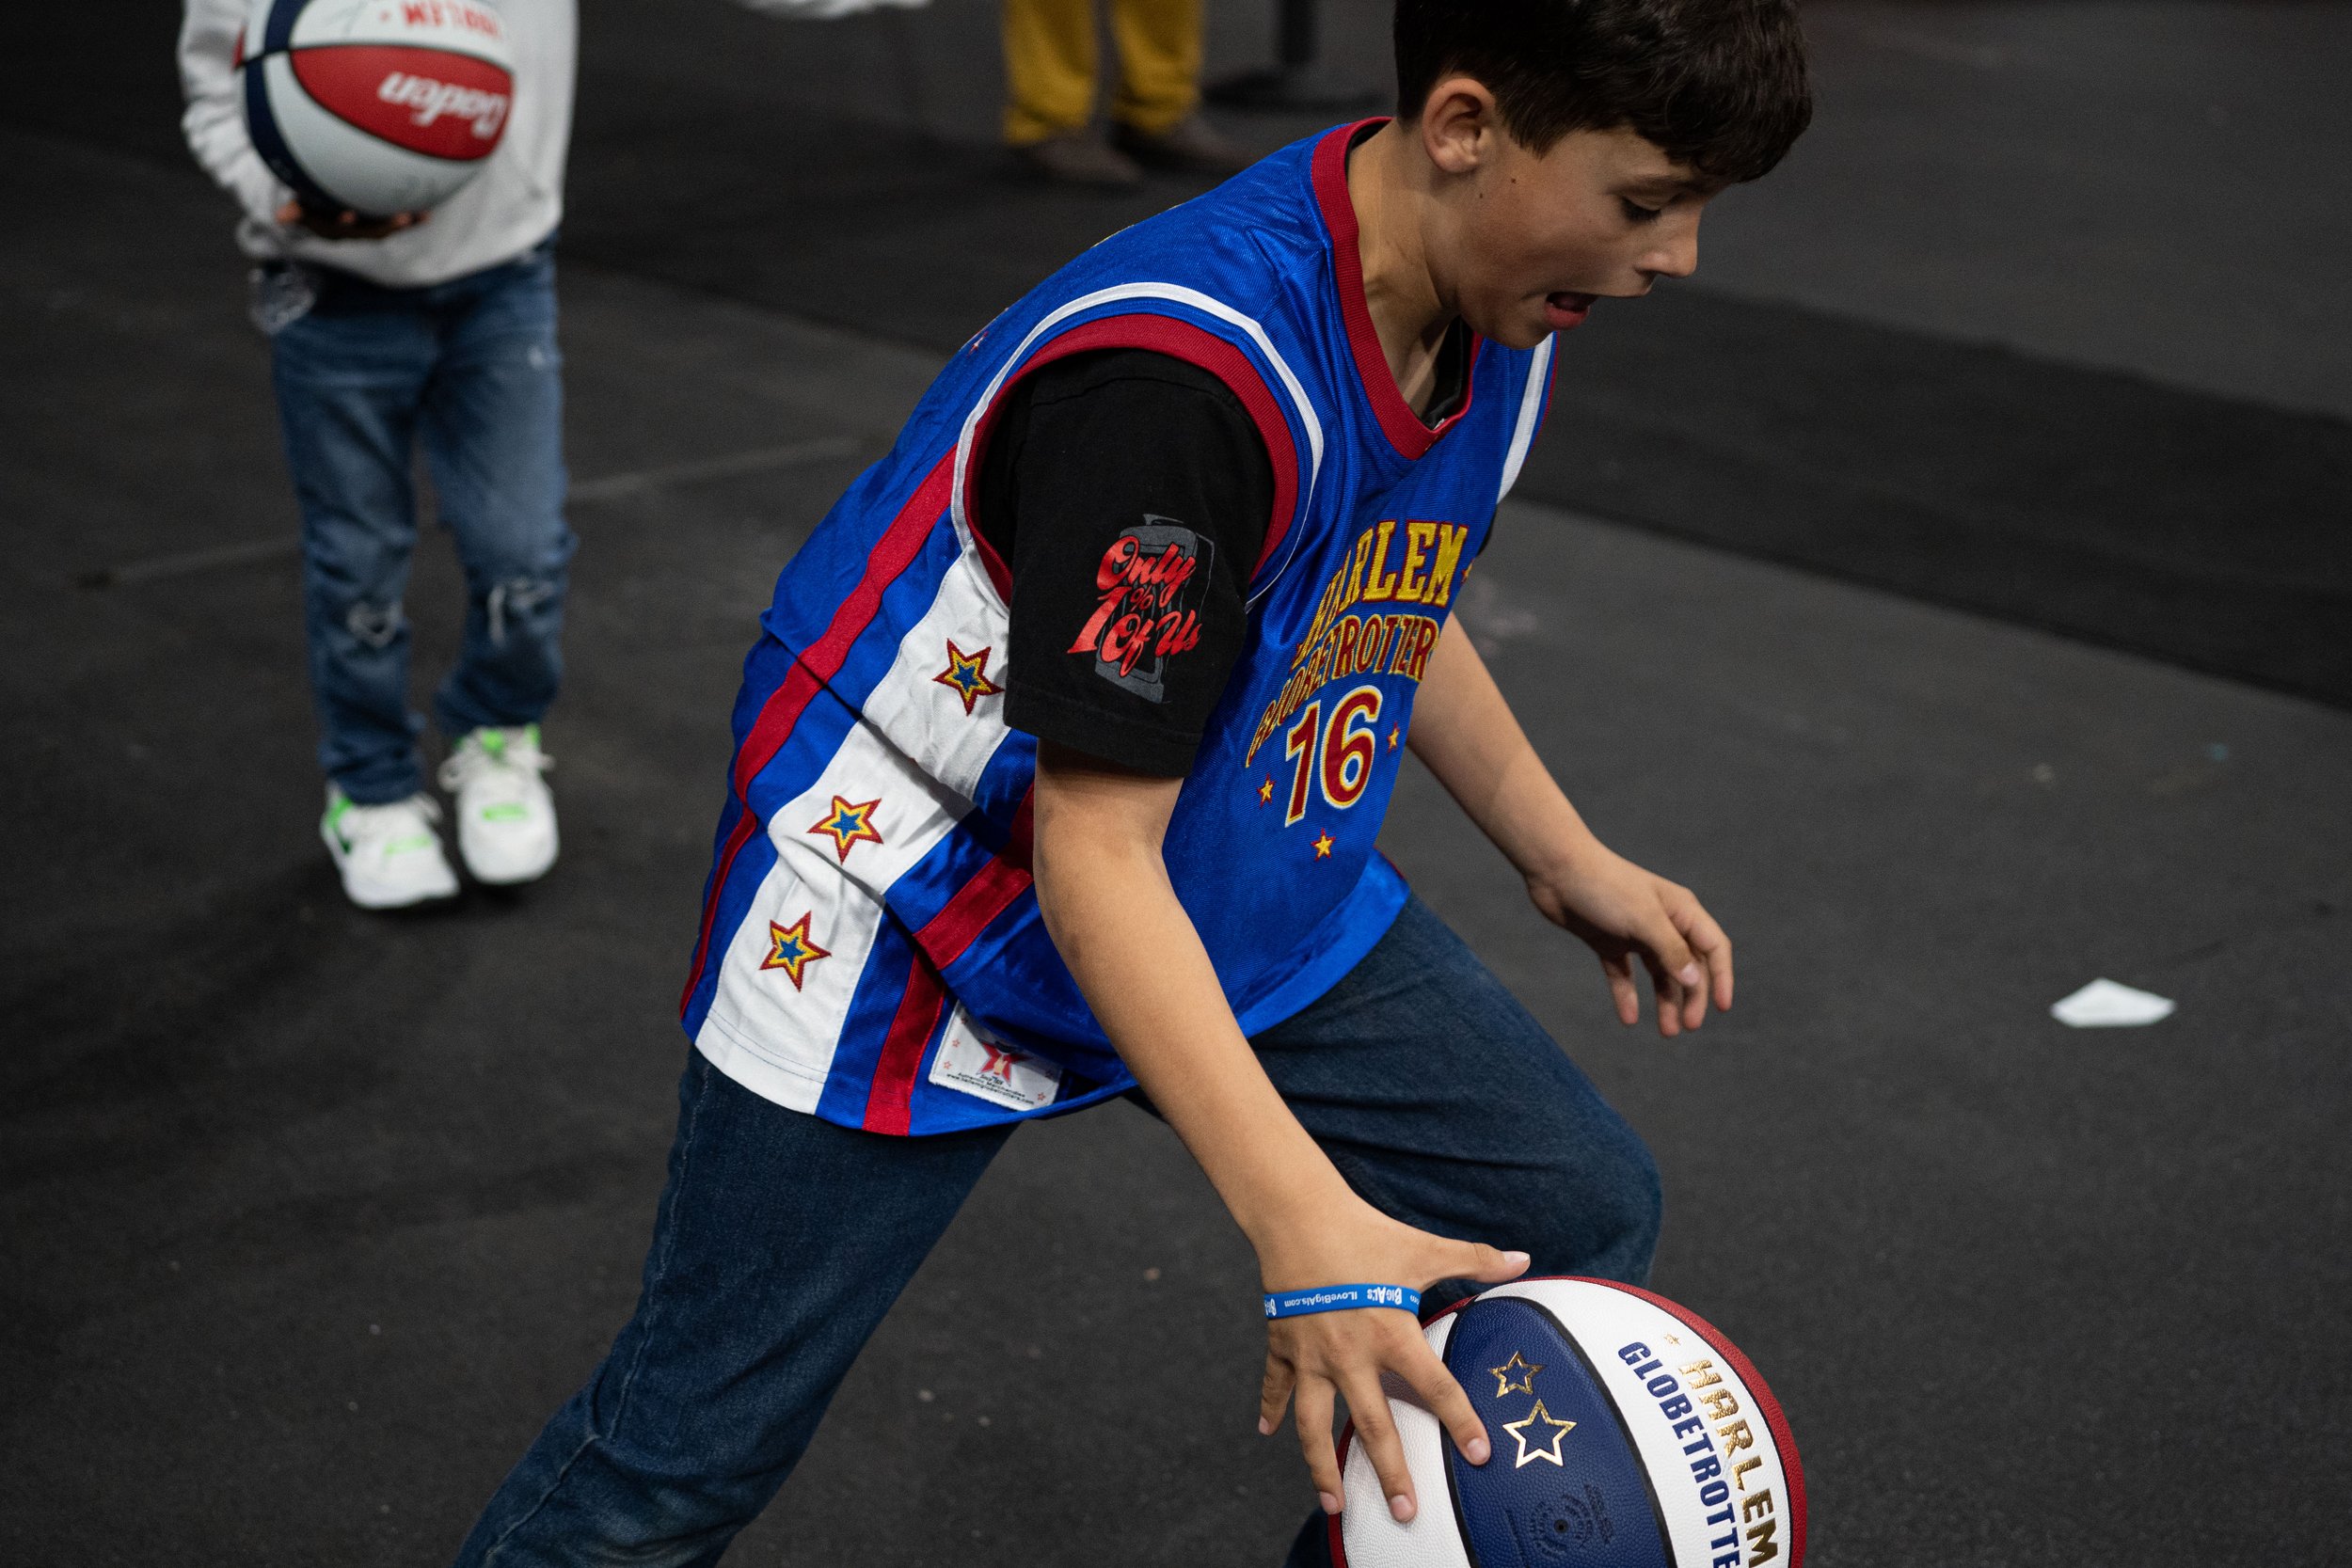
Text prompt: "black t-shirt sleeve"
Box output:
[[973, 348, 1274, 775]]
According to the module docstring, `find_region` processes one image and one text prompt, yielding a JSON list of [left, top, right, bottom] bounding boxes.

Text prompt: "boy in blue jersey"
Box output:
[[453, 2, 1809, 1562]]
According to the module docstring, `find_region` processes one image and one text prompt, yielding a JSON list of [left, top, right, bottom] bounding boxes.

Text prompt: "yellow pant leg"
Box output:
[[1001, 0, 1100, 146], [1107, 0, 1203, 135]]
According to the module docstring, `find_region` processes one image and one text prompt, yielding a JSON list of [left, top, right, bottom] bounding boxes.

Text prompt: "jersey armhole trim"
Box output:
[[957, 314, 1304, 603]]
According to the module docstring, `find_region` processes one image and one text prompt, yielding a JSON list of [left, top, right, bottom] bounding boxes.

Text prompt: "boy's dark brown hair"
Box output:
[[1394, 0, 1813, 185]]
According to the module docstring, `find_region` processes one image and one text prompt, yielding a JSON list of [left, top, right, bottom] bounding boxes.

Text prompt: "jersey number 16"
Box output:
[[1282, 685, 1384, 825]]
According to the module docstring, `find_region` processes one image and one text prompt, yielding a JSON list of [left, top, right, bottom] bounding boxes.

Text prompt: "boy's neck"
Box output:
[[1344, 120, 1460, 420]]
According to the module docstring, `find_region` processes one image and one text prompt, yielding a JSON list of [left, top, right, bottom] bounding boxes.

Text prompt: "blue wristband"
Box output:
[[1263, 1284, 1422, 1320]]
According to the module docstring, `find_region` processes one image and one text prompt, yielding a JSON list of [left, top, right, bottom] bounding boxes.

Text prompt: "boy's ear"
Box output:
[[1416, 75, 1502, 176]]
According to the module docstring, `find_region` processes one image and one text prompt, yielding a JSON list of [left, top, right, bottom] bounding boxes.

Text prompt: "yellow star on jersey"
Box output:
[[1502, 1399, 1577, 1468], [1489, 1352, 1544, 1398], [1388, 725, 1401, 751], [1311, 832, 1335, 859], [1258, 777, 1275, 805], [807, 795, 884, 863], [932, 640, 1003, 715], [760, 912, 831, 990]]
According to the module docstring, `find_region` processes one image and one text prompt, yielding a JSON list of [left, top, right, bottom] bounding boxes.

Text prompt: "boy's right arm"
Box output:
[[1031, 741, 1527, 1526]]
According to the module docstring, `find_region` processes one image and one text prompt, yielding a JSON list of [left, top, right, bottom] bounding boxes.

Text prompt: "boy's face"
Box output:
[[1425, 93, 1718, 351]]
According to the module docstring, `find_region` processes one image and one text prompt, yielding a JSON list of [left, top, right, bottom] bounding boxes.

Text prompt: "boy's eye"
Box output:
[[1620, 198, 1664, 224]]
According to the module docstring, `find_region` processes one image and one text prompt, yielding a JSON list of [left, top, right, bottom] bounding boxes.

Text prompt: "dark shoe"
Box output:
[[1015, 131, 1145, 188], [1111, 114, 1254, 176]]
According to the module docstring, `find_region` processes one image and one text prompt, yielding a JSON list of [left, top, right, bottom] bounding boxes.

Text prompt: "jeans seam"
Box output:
[[479, 1054, 712, 1562]]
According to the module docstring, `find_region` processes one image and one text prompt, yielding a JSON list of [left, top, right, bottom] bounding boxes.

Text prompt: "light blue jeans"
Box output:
[[268, 239, 574, 803], [453, 895, 1662, 1565]]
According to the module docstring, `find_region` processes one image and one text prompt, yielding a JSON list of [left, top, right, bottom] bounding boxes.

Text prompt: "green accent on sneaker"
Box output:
[[386, 834, 436, 855], [324, 792, 354, 851], [479, 729, 507, 760], [480, 803, 529, 821]]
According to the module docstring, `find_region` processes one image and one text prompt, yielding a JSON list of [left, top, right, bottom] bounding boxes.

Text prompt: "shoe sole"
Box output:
[[322, 827, 461, 911], [457, 833, 559, 887]]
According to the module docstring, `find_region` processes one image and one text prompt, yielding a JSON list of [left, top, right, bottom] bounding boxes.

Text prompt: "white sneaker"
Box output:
[[437, 724, 559, 885], [321, 786, 461, 910]]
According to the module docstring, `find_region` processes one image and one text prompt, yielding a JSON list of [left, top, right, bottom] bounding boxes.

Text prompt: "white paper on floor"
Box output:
[[2051, 978, 2176, 1028]]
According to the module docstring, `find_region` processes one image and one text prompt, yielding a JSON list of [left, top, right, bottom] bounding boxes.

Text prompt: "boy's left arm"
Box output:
[[1406, 616, 1733, 1035]]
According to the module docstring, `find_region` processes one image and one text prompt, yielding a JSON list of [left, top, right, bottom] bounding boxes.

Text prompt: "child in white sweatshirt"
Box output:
[[178, 0, 580, 909]]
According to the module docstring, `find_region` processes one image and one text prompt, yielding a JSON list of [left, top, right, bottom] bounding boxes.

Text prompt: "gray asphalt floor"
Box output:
[[4, 3, 2350, 1564]]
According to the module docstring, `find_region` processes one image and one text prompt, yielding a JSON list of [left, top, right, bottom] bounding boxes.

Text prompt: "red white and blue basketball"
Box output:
[[1339, 1278, 1804, 1568], [239, 0, 516, 218]]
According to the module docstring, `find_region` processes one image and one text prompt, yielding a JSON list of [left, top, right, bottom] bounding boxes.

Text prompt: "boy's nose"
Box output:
[[1642, 233, 1700, 281], [1640, 214, 1703, 281]]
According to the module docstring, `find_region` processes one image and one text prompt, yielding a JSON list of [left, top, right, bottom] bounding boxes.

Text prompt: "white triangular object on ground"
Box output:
[[2051, 978, 2175, 1027]]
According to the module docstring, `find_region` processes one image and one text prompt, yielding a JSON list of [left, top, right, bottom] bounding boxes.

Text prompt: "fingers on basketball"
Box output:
[[1395, 1343, 1490, 1465], [1295, 1376, 1343, 1511], [1341, 1367, 1419, 1521]]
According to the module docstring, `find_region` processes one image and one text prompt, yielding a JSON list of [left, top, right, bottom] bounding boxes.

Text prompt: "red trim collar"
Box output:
[[1310, 119, 1480, 461]]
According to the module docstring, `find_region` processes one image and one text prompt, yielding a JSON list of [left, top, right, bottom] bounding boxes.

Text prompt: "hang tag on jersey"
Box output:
[[929, 1008, 1062, 1112]]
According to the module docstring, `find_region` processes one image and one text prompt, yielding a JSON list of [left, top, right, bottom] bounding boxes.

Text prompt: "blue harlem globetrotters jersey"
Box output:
[[678, 122, 1558, 1135]]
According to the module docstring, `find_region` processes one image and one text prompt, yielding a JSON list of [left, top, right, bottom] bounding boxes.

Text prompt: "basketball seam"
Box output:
[[283, 38, 513, 73]]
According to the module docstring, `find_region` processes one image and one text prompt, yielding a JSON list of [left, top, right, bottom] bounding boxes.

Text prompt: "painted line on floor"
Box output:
[[565, 433, 864, 502], [80, 433, 867, 588]]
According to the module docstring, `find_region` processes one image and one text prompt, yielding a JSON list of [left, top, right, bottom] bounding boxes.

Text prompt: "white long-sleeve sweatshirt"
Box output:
[[178, 0, 577, 288]]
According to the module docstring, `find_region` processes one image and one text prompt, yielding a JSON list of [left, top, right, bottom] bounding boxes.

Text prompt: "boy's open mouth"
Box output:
[[1545, 291, 1597, 328]]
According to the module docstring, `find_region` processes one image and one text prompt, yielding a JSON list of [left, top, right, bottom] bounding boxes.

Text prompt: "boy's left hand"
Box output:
[[1526, 842, 1733, 1037]]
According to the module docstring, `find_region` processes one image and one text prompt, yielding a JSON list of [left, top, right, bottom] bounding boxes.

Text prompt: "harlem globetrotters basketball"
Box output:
[[1337, 1279, 1804, 1568]]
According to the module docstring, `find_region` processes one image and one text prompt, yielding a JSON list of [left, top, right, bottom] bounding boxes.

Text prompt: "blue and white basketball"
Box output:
[[239, 0, 516, 218], [1337, 1278, 1805, 1568]]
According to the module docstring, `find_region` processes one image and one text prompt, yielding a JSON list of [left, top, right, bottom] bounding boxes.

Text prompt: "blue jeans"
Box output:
[[269, 241, 574, 804], [453, 895, 1661, 1566]]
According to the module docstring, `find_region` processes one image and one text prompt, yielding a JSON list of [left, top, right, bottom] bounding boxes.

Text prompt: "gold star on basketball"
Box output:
[[932, 640, 1002, 715], [759, 912, 831, 990], [1488, 1351, 1544, 1398], [1502, 1399, 1577, 1468], [1311, 832, 1335, 859], [806, 795, 884, 863], [1258, 777, 1274, 804]]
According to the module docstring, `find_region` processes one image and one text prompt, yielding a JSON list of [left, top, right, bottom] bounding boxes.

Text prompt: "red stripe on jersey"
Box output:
[[861, 953, 948, 1134], [1310, 120, 1480, 462], [961, 314, 1304, 594], [912, 788, 1036, 970], [678, 452, 959, 1016]]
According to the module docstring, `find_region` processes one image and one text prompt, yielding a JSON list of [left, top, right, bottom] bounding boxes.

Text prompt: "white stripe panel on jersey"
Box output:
[[1339, 1312, 1474, 1568], [946, 282, 1327, 603], [696, 554, 1016, 1108], [694, 845, 882, 1116], [1482, 1279, 1793, 1566], [1496, 334, 1557, 506], [859, 542, 1018, 804]]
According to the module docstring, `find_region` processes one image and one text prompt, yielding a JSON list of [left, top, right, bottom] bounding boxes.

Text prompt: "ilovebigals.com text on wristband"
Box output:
[[1263, 1284, 1422, 1319]]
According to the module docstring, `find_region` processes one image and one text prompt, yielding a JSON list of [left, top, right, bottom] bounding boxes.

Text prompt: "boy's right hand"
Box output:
[[275, 198, 427, 241], [1255, 1201, 1531, 1525]]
